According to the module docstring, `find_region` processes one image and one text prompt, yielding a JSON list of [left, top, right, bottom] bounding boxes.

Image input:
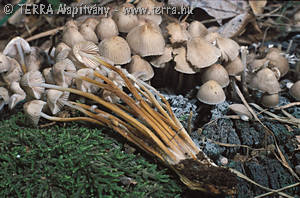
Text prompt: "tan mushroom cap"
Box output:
[[196, 80, 226, 105], [248, 57, 268, 73], [23, 100, 47, 126], [46, 89, 69, 115], [249, 68, 281, 94], [112, 3, 139, 33], [204, 32, 221, 44], [290, 81, 300, 101], [137, 0, 163, 25], [62, 20, 86, 47], [79, 24, 99, 44], [0, 53, 11, 73], [3, 36, 31, 57], [150, 45, 173, 68], [166, 22, 190, 43], [55, 42, 71, 59], [188, 21, 208, 38], [187, 37, 221, 69], [99, 36, 131, 65], [25, 47, 42, 72], [126, 22, 165, 57], [216, 37, 240, 62], [229, 104, 253, 120], [9, 81, 26, 109], [76, 68, 102, 93], [173, 47, 196, 74], [202, 64, 229, 88], [224, 57, 244, 76], [73, 41, 102, 69], [261, 93, 279, 108], [266, 48, 289, 78], [52, 58, 76, 86], [20, 70, 45, 99], [127, 55, 154, 81], [96, 17, 119, 40], [0, 87, 9, 108], [43, 67, 55, 84], [81, 17, 99, 30], [1, 58, 22, 85]]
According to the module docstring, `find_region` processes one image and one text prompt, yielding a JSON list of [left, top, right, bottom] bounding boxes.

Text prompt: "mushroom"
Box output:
[[62, 20, 86, 47], [224, 57, 244, 76], [46, 89, 70, 115], [228, 104, 253, 121], [166, 22, 190, 43], [55, 42, 71, 59], [80, 17, 99, 30], [261, 93, 279, 108], [127, 22, 165, 57], [20, 70, 45, 99], [98, 36, 131, 65], [289, 80, 300, 101], [52, 58, 76, 86], [0, 53, 11, 73], [201, 64, 229, 88], [112, 3, 139, 33], [25, 47, 43, 72], [0, 87, 9, 110], [23, 100, 48, 126], [3, 36, 31, 73], [1, 58, 23, 85], [96, 17, 119, 40], [79, 23, 99, 44], [196, 80, 226, 105], [266, 48, 289, 78], [127, 55, 154, 81], [150, 45, 173, 68], [136, 0, 163, 25], [9, 81, 26, 109], [187, 37, 221, 69], [248, 57, 268, 73], [188, 21, 208, 38], [73, 41, 103, 69], [216, 36, 240, 62], [76, 68, 103, 93], [173, 47, 196, 74], [43, 67, 56, 84], [249, 68, 281, 94]]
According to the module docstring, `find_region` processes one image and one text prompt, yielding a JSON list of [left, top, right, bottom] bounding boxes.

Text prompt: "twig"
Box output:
[[275, 102, 300, 110], [255, 182, 300, 198], [25, 26, 64, 42]]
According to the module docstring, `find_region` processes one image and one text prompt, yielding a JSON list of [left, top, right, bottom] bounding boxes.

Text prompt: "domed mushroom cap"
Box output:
[[52, 58, 76, 86], [136, 0, 163, 25], [188, 21, 208, 38], [23, 100, 47, 126], [204, 32, 221, 44], [196, 80, 226, 105], [216, 37, 240, 62], [1, 58, 22, 85], [46, 89, 69, 115], [187, 37, 221, 69], [8, 81, 26, 109], [76, 68, 102, 93], [290, 81, 300, 101], [173, 47, 196, 74], [127, 55, 154, 81], [261, 93, 279, 108], [0, 53, 11, 73], [249, 68, 281, 94], [229, 104, 253, 120], [126, 22, 165, 57], [224, 57, 244, 76], [266, 48, 289, 78], [73, 41, 101, 69], [150, 45, 173, 68], [96, 17, 119, 40], [99, 36, 131, 65], [62, 20, 86, 47], [202, 64, 229, 88], [112, 3, 139, 33], [81, 17, 99, 30], [79, 24, 98, 44], [3, 36, 31, 58], [20, 70, 45, 99], [166, 22, 190, 43], [55, 42, 71, 59]]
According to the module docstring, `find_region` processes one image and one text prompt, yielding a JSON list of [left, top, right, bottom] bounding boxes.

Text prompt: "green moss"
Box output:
[[0, 112, 183, 197]]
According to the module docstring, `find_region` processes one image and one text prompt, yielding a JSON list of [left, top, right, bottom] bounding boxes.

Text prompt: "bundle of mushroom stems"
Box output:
[[0, 0, 299, 195]]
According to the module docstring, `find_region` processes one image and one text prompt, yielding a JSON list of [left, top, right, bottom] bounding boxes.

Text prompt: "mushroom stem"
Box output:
[[240, 46, 249, 97], [15, 43, 27, 73]]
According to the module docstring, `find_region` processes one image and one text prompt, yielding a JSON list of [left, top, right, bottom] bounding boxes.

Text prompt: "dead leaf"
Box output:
[[249, 0, 267, 15]]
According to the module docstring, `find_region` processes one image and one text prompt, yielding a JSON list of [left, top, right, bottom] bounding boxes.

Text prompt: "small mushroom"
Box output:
[[52, 58, 76, 86], [76, 68, 103, 93], [136, 0, 163, 25], [79, 23, 99, 44], [166, 22, 190, 43], [9, 81, 26, 109], [216, 37, 240, 62], [127, 55, 154, 81], [261, 93, 279, 108], [201, 64, 229, 88], [150, 45, 173, 68], [224, 57, 244, 76], [187, 37, 221, 69], [20, 71, 45, 99], [249, 68, 281, 94], [289, 80, 300, 101], [46, 89, 70, 115], [228, 104, 253, 121], [1, 58, 23, 85], [266, 48, 289, 78], [43, 67, 56, 84], [0, 53, 11, 73], [3, 36, 31, 73], [55, 42, 71, 59], [126, 22, 165, 57], [112, 3, 139, 33], [196, 80, 226, 105], [25, 47, 43, 72], [98, 36, 131, 65], [173, 47, 196, 74], [73, 41, 102, 69], [23, 100, 47, 126], [188, 21, 208, 38], [96, 17, 119, 40], [0, 87, 9, 110], [81, 17, 99, 30], [248, 57, 268, 73], [62, 20, 86, 47]]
